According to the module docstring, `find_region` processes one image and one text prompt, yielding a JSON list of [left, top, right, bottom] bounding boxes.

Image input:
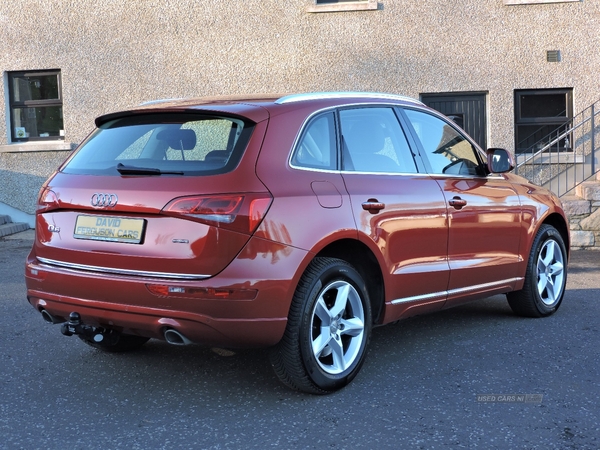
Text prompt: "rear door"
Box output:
[[339, 106, 450, 321]]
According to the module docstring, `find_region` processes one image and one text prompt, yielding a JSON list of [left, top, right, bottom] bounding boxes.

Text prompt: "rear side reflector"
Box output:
[[146, 284, 257, 300], [162, 193, 272, 234]]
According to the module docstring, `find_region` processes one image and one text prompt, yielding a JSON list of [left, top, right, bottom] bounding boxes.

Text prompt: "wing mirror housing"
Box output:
[[486, 148, 515, 174]]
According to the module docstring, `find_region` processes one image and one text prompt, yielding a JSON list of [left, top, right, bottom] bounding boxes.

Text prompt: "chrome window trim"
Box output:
[[339, 169, 429, 177], [288, 102, 425, 173], [391, 278, 523, 305], [37, 257, 209, 280], [288, 163, 431, 177]]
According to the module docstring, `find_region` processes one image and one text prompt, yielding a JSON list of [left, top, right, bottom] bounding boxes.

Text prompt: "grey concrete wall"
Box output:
[[1, 0, 599, 215], [0, 150, 70, 214]]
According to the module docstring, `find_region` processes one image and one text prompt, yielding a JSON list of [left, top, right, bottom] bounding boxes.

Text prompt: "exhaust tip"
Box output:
[[40, 309, 61, 324], [164, 328, 193, 346]]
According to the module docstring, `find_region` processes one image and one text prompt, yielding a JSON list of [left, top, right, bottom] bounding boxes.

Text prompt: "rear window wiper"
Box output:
[[116, 163, 184, 175]]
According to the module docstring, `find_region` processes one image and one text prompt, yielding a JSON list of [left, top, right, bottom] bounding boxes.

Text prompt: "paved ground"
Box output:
[[1, 235, 599, 449]]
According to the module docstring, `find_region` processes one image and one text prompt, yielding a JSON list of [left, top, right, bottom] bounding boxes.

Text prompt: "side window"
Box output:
[[404, 109, 483, 176], [292, 112, 336, 170], [339, 107, 417, 174]]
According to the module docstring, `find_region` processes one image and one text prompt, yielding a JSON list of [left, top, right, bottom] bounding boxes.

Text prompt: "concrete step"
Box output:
[[561, 195, 591, 217], [0, 215, 10, 226], [0, 221, 30, 238], [576, 181, 600, 201]]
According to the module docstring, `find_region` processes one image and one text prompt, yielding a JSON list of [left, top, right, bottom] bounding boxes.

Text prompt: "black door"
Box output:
[[420, 92, 487, 150]]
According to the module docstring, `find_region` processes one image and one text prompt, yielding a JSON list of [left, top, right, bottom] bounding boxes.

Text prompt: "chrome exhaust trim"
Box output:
[[40, 309, 62, 324], [164, 328, 193, 346]]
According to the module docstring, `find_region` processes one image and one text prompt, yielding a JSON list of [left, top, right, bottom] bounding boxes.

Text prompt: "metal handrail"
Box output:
[[515, 119, 583, 167], [515, 100, 600, 197]]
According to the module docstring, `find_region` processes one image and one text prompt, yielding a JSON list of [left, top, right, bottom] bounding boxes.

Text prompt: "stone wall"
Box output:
[[564, 176, 600, 250]]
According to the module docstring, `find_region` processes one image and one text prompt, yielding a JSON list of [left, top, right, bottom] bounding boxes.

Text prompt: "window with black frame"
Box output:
[[514, 89, 573, 154], [8, 70, 64, 142]]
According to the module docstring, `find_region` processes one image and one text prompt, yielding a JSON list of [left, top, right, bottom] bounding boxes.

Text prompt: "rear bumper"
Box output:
[[27, 291, 286, 347], [25, 241, 309, 348]]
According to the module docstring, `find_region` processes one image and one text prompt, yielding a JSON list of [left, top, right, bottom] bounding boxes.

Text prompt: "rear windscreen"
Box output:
[[62, 113, 254, 176]]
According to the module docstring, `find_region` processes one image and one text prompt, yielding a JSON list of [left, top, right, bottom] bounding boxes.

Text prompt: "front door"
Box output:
[[401, 107, 522, 307]]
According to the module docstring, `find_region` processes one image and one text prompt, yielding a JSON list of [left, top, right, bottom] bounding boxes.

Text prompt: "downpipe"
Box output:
[[163, 328, 193, 346]]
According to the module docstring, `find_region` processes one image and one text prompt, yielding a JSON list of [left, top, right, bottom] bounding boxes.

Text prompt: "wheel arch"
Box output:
[[541, 212, 570, 260], [316, 238, 385, 324]]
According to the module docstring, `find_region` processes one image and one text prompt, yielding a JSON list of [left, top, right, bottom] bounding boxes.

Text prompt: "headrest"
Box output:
[[156, 129, 197, 150], [346, 120, 386, 154]]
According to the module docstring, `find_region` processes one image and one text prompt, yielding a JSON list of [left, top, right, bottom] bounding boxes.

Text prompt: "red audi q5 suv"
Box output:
[[26, 92, 569, 393]]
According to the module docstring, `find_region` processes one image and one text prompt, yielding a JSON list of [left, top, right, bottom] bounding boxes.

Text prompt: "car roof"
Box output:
[[95, 92, 425, 127]]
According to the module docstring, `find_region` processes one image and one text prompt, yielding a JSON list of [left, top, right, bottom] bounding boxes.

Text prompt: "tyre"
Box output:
[[78, 332, 150, 352], [507, 224, 567, 317], [270, 257, 372, 394]]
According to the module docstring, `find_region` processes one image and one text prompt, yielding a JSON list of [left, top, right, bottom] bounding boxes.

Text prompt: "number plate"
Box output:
[[74, 215, 145, 244]]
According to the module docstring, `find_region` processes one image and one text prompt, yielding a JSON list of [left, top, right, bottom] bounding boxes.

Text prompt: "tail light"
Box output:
[[161, 193, 272, 234], [37, 188, 60, 213]]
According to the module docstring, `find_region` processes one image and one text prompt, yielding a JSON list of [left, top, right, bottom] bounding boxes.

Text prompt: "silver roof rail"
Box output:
[[138, 98, 184, 106], [275, 92, 424, 106]]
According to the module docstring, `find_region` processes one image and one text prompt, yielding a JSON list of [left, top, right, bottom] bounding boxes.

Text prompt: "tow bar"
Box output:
[[60, 312, 120, 345]]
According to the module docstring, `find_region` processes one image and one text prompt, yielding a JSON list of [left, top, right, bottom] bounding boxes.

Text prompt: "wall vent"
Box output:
[[547, 50, 562, 62]]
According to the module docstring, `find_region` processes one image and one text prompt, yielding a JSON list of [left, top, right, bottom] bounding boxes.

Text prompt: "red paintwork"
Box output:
[[25, 93, 570, 348]]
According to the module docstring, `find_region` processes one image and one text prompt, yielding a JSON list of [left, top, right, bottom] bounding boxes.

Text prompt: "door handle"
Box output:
[[449, 196, 467, 210], [362, 200, 385, 214]]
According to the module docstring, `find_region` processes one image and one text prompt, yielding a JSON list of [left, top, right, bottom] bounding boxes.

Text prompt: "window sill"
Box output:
[[307, 0, 379, 13], [504, 0, 580, 5], [0, 141, 74, 153]]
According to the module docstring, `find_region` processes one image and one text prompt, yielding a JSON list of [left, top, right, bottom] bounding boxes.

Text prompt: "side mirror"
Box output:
[[486, 148, 515, 174]]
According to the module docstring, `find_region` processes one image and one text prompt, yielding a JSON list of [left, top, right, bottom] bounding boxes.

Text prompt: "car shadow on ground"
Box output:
[[55, 294, 540, 397]]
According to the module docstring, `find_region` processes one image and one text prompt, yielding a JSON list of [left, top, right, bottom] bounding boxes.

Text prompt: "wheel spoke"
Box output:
[[329, 336, 347, 372], [550, 260, 564, 277], [545, 277, 557, 303], [330, 283, 350, 318], [314, 298, 333, 325], [537, 257, 548, 275], [542, 241, 557, 266], [312, 331, 333, 357], [339, 317, 364, 337], [537, 273, 549, 294]]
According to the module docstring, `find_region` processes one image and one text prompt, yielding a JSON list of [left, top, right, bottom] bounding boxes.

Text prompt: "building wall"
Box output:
[[1, 0, 599, 215]]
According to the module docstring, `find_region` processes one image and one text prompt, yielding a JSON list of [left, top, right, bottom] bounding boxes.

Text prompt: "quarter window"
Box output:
[[404, 109, 483, 176], [340, 107, 417, 174], [8, 69, 64, 142], [292, 113, 336, 170]]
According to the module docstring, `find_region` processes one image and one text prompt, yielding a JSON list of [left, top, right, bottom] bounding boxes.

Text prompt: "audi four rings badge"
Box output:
[[91, 193, 118, 207]]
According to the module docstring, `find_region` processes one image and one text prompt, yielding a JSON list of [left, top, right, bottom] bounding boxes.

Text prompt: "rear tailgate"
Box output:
[[34, 172, 268, 279]]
